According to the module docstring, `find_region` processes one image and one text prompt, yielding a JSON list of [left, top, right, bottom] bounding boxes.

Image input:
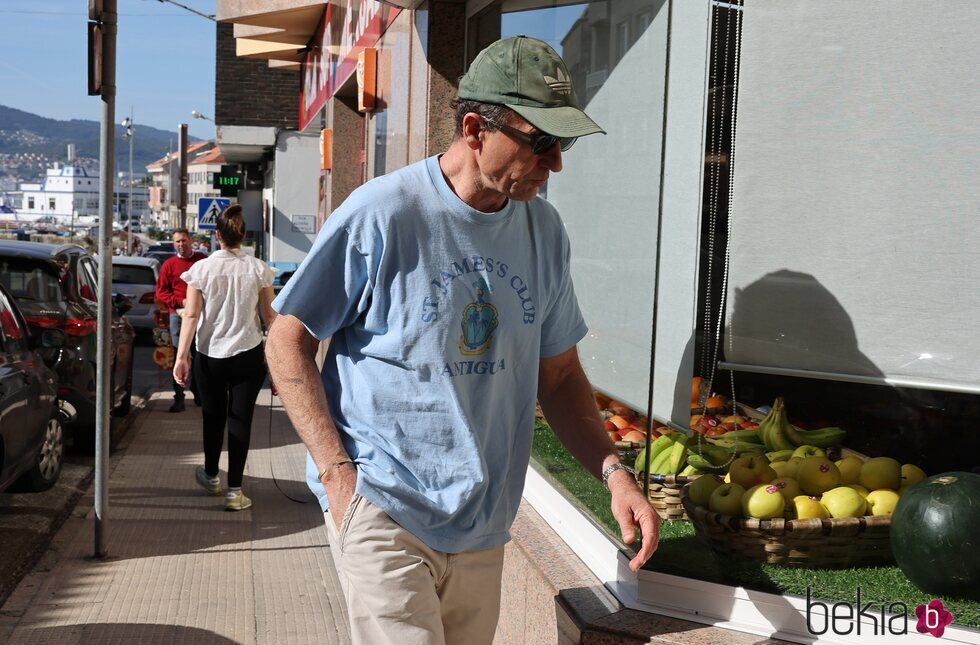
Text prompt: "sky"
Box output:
[[0, 0, 216, 141]]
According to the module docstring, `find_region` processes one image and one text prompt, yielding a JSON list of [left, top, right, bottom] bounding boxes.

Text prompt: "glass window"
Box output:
[[112, 265, 156, 285], [49, 198, 56, 210], [0, 261, 63, 306], [28, 197, 34, 209], [0, 288, 28, 353], [77, 257, 99, 303], [496, 0, 668, 411]]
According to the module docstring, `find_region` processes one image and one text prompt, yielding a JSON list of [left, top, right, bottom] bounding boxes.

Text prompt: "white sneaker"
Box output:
[[225, 489, 252, 511]]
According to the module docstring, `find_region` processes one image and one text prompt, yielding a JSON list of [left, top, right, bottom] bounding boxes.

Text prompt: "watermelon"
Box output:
[[890, 471, 980, 600]]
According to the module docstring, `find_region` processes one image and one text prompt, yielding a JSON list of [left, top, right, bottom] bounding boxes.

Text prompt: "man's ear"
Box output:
[[462, 112, 484, 151]]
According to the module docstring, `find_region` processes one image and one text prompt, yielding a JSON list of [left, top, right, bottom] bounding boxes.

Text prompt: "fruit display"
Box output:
[[890, 471, 980, 600], [595, 393, 660, 447], [682, 444, 927, 522]]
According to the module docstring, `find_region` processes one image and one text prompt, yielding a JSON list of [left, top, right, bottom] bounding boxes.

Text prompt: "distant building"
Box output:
[[146, 140, 215, 229], [17, 162, 148, 224]]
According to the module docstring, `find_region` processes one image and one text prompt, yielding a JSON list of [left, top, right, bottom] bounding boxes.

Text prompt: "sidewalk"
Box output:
[[0, 389, 350, 644]]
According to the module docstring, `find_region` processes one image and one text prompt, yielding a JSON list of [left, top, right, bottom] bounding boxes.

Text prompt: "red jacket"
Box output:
[[156, 252, 208, 313]]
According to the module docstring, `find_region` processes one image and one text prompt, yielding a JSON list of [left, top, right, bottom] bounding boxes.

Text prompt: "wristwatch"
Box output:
[[601, 462, 635, 489]]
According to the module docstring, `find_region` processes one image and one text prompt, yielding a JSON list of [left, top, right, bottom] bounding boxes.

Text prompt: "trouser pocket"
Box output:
[[338, 493, 363, 551]]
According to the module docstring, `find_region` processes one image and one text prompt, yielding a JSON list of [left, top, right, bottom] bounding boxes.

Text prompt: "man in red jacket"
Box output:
[[156, 228, 207, 412]]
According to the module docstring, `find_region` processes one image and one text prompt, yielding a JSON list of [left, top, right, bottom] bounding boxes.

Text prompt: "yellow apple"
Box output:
[[866, 489, 901, 516], [728, 455, 777, 491], [687, 474, 724, 507], [768, 477, 802, 505], [791, 495, 830, 520], [846, 484, 871, 513], [792, 445, 826, 460], [741, 484, 786, 520], [708, 483, 746, 516], [900, 464, 927, 488], [835, 456, 864, 485], [797, 457, 842, 495], [859, 457, 902, 491], [724, 472, 731, 483], [820, 486, 867, 518]]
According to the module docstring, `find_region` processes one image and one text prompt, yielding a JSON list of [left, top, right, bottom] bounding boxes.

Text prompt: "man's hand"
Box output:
[[323, 463, 357, 531], [607, 468, 660, 572]]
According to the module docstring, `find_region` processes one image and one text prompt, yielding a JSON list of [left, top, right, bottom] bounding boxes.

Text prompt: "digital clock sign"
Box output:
[[212, 165, 243, 196]]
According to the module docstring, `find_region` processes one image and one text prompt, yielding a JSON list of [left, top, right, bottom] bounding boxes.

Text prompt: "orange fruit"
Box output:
[[691, 377, 704, 404]]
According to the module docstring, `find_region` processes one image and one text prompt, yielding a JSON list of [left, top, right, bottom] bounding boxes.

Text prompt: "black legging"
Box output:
[[193, 343, 267, 488]]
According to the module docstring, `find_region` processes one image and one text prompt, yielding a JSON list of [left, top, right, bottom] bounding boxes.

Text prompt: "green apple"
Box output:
[[791, 495, 830, 520], [792, 445, 826, 460], [741, 484, 786, 520], [687, 474, 724, 507], [770, 461, 794, 479], [728, 455, 777, 491], [779, 457, 804, 480], [866, 489, 900, 516], [708, 483, 746, 517], [768, 477, 802, 505], [820, 486, 867, 518], [797, 457, 842, 495], [859, 457, 901, 491], [835, 456, 864, 485], [900, 464, 927, 488]]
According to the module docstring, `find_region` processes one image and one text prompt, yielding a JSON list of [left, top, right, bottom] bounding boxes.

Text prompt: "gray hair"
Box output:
[[450, 98, 514, 138]]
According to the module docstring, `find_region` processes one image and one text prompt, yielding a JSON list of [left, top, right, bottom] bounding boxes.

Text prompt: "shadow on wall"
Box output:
[[726, 269, 882, 379], [272, 208, 314, 256]]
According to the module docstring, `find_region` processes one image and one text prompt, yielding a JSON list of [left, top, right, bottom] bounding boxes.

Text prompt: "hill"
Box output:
[[0, 104, 202, 176]]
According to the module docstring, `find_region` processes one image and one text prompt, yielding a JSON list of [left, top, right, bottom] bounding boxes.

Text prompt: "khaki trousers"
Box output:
[[324, 495, 506, 645]]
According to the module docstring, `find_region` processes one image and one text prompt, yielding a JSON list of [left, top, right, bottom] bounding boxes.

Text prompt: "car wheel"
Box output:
[[112, 354, 133, 417], [19, 412, 65, 492]]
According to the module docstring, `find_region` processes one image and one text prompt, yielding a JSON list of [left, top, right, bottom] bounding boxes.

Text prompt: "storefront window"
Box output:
[[496, 0, 669, 413]]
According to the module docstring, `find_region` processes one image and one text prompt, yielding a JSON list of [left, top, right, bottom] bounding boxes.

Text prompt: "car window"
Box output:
[[0, 288, 28, 354], [77, 257, 99, 303], [112, 265, 156, 285], [0, 260, 63, 305]]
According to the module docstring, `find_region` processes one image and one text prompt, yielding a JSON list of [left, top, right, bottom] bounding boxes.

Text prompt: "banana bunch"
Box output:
[[758, 397, 847, 451], [686, 441, 733, 474], [634, 431, 689, 475]]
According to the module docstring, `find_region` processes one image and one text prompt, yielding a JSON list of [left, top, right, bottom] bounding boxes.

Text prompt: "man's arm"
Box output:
[[155, 261, 182, 310], [265, 314, 354, 528], [537, 346, 660, 572]]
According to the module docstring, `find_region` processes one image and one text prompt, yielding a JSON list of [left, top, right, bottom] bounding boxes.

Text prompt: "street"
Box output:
[[0, 341, 165, 607]]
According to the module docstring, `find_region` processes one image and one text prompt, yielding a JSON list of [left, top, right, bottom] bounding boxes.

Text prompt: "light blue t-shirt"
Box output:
[[273, 155, 587, 553]]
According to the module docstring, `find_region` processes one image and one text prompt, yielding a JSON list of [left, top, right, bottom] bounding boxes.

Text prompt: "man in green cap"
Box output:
[[267, 35, 659, 643]]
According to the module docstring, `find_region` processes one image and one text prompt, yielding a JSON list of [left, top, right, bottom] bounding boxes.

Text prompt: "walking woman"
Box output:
[[173, 205, 276, 510]]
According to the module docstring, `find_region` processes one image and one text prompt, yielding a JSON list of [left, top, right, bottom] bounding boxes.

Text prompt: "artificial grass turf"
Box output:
[[529, 419, 980, 628]]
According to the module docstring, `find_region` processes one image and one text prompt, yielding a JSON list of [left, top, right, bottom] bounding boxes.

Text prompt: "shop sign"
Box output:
[[300, 1, 400, 130]]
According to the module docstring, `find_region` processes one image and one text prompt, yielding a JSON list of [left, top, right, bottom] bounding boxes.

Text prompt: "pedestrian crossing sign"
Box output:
[[198, 197, 230, 230]]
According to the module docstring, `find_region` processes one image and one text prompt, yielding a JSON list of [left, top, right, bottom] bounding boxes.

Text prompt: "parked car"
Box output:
[[0, 241, 136, 452], [111, 256, 160, 334], [0, 282, 64, 493], [141, 249, 173, 264]]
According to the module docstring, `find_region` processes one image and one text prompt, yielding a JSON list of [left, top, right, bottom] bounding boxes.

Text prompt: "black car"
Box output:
[[0, 241, 136, 452], [0, 282, 64, 493]]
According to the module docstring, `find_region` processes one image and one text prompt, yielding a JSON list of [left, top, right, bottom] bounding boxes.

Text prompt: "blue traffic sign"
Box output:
[[198, 197, 230, 230]]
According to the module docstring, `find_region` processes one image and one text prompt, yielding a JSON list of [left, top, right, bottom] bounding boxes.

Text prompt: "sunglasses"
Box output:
[[483, 118, 577, 154]]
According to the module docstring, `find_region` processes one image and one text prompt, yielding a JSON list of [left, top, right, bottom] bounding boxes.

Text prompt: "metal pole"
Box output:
[[178, 124, 188, 229], [94, 0, 117, 558], [127, 109, 133, 255]]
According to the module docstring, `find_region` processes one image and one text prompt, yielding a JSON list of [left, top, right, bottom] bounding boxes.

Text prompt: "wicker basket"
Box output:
[[679, 485, 893, 568], [641, 474, 700, 521]]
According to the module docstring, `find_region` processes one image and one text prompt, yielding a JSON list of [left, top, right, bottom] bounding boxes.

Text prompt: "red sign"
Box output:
[[300, 1, 401, 130]]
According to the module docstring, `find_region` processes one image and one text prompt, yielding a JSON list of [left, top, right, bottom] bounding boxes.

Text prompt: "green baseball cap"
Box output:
[[458, 35, 605, 139]]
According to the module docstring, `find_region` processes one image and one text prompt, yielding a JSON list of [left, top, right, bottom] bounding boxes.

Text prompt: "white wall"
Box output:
[[270, 131, 320, 265]]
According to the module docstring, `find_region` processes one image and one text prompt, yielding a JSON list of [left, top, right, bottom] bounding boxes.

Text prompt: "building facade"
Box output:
[[18, 162, 148, 225]]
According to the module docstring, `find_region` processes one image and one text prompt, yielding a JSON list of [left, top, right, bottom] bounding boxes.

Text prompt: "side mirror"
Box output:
[[41, 328, 67, 348], [112, 292, 133, 315]]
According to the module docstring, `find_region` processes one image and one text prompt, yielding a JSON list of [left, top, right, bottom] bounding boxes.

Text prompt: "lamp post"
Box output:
[[191, 109, 213, 122], [121, 111, 134, 255]]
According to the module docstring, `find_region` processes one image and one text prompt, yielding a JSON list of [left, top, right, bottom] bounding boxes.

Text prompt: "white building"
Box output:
[[18, 162, 149, 224]]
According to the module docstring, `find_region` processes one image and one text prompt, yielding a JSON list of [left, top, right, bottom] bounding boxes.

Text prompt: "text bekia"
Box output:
[[806, 587, 908, 636]]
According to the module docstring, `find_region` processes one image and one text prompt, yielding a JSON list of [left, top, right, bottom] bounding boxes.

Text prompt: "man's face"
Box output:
[[476, 115, 563, 204], [172, 232, 193, 258]]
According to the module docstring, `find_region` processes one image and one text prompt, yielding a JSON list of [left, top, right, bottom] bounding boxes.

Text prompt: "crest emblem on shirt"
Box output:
[[459, 278, 498, 355]]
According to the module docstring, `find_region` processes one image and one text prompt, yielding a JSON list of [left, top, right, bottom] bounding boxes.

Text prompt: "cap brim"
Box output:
[[508, 104, 606, 138]]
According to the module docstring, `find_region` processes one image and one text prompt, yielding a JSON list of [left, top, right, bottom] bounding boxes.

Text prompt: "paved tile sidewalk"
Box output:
[[0, 390, 349, 644]]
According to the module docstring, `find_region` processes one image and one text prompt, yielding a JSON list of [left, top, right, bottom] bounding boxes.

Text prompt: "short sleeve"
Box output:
[[538, 225, 588, 357], [271, 208, 378, 341], [256, 260, 276, 288], [181, 261, 205, 290]]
